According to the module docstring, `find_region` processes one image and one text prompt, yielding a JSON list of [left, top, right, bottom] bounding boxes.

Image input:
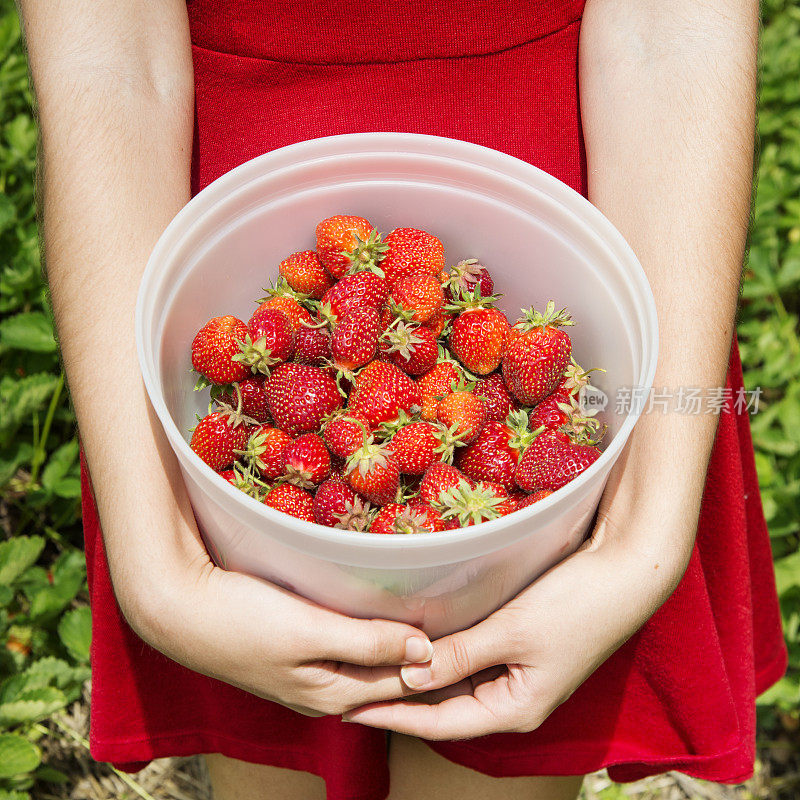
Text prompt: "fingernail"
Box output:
[[401, 664, 432, 689], [404, 636, 433, 664]]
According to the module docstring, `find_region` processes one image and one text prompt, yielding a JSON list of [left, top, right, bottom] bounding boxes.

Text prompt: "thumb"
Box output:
[[400, 613, 516, 691]]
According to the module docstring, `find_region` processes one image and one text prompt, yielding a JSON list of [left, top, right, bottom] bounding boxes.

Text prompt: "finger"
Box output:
[[300, 613, 433, 668], [342, 674, 522, 739], [399, 614, 515, 691]]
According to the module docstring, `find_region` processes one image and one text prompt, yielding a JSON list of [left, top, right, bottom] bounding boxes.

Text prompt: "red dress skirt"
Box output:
[[81, 2, 787, 797]]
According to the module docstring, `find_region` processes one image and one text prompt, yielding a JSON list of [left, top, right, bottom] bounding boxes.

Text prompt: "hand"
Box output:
[[341, 503, 694, 738]]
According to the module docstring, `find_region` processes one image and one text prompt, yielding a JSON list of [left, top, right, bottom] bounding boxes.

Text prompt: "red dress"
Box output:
[[81, 2, 787, 797]]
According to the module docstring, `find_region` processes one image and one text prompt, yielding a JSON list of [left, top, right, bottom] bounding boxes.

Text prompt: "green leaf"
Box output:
[[775, 550, 800, 597], [0, 194, 14, 234], [58, 606, 91, 663], [0, 791, 31, 800], [0, 312, 56, 353], [33, 765, 70, 784], [0, 373, 59, 433], [0, 536, 45, 586], [0, 736, 40, 778], [0, 442, 32, 488], [0, 687, 67, 727], [40, 439, 79, 496]]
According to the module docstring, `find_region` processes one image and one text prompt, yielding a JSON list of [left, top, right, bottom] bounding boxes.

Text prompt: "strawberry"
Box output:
[[331, 306, 381, 371], [191, 316, 250, 384], [390, 273, 444, 323], [294, 324, 332, 366], [380, 228, 445, 286], [254, 296, 315, 332], [502, 301, 574, 405], [418, 360, 462, 421], [312, 478, 359, 527], [264, 363, 342, 436], [218, 464, 265, 500], [233, 308, 296, 375], [447, 290, 510, 375], [455, 411, 538, 490], [236, 424, 293, 479], [315, 215, 387, 279], [348, 360, 422, 427], [279, 250, 332, 299], [319, 271, 390, 320], [284, 433, 331, 488], [435, 479, 512, 527], [515, 489, 554, 509], [474, 480, 517, 516], [190, 410, 251, 471], [381, 321, 438, 376], [214, 377, 270, 423], [387, 421, 463, 475], [332, 494, 376, 532], [419, 462, 473, 506], [406, 498, 447, 532], [323, 411, 372, 459], [474, 372, 517, 422], [263, 483, 315, 522], [515, 429, 601, 492], [444, 258, 494, 301], [370, 503, 444, 535], [344, 441, 400, 505], [528, 391, 576, 431], [436, 391, 487, 444], [423, 309, 453, 339]]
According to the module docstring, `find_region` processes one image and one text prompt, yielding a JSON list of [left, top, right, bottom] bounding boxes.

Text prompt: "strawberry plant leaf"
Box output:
[[0, 373, 59, 436], [0, 687, 66, 727], [0, 536, 44, 586], [0, 735, 40, 778], [0, 194, 14, 234], [0, 442, 32, 487], [57, 607, 91, 663], [0, 311, 56, 353], [40, 439, 79, 498]]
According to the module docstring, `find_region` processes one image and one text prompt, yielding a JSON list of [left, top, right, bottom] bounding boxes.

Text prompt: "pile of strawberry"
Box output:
[[188, 215, 605, 534]]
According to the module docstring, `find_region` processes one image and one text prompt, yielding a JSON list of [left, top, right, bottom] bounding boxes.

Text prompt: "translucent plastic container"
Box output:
[[136, 133, 658, 638]]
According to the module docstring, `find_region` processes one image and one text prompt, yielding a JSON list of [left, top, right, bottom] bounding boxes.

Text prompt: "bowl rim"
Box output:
[[135, 132, 659, 549]]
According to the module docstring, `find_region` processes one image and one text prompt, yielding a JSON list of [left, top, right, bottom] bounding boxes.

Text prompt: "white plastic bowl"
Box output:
[[136, 133, 658, 638]]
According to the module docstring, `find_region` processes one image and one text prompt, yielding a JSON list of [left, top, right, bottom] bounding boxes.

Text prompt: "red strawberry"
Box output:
[[444, 259, 494, 301], [284, 433, 331, 488], [348, 361, 422, 427], [264, 363, 342, 436], [294, 324, 332, 365], [474, 372, 517, 422], [190, 411, 251, 471], [263, 483, 315, 522], [236, 424, 293, 479], [419, 462, 473, 506], [323, 411, 372, 459], [254, 296, 315, 332], [390, 273, 444, 323], [387, 421, 462, 475], [418, 361, 462, 421], [218, 464, 265, 500], [344, 442, 400, 505], [455, 411, 538, 490], [436, 391, 487, 444], [406, 498, 447, 532], [529, 391, 576, 431], [331, 306, 381, 371], [515, 489, 554, 509], [234, 308, 296, 375], [502, 302, 574, 405], [448, 291, 510, 375], [515, 429, 601, 492], [314, 480, 375, 530], [320, 271, 390, 320], [370, 503, 444, 535], [474, 480, 517, 516], [279, 250, 332, 299], [191, 316, 250, 384], [215, 377, 270, 422], [315, 215, 387, 279], [381, 321, 438, 376], [423, 308, 453, 339], [380, 228, 445, 286]]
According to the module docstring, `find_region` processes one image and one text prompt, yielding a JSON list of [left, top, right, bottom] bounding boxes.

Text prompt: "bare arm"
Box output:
[[21, 0, 430, 713], [343, 0, 761, 737]]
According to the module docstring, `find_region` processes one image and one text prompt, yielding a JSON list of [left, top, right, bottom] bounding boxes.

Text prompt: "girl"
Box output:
[[20, 1, 786, 798]]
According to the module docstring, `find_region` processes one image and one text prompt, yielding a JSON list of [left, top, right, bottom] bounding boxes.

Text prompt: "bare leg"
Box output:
[[388, 734, 584, 800], [204, 753, 326, 800]]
